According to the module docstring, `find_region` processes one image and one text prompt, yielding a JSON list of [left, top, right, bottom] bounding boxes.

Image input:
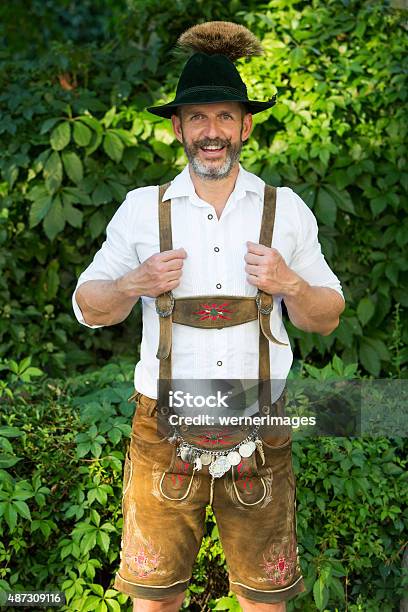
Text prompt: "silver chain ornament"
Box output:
[[168, 424, 262, 478]]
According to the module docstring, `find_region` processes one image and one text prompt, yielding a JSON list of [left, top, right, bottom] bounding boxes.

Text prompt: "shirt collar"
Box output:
[[162, 163, 265, 204]]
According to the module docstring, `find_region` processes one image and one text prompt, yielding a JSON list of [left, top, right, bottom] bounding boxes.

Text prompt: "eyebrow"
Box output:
[[184, 109, 236, 117]]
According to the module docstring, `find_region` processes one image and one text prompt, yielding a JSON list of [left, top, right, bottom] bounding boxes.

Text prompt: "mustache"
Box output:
[[192, 138, 231, 149]]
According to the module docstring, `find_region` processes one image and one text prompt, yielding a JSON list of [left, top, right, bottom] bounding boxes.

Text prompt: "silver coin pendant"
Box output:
[[239, 441, 256, 458], [226, 451, 242, 466]]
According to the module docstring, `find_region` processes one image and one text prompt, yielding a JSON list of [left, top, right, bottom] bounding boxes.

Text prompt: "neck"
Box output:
[[188, 163, 240, 219]]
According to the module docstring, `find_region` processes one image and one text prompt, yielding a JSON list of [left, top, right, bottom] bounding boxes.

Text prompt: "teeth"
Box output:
[[202, 146, 223, 150]]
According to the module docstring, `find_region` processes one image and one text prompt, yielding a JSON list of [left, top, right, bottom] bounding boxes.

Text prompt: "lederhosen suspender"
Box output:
[[155, 182, 288, 417]]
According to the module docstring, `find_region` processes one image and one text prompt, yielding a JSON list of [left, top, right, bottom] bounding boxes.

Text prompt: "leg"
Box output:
[[133, 591, 186, 611], [114, 395, 208, 603], [211, 437, 305, 606], [236, 594, 286, 611]]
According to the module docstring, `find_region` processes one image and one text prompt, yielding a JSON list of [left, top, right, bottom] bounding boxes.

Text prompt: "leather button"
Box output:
[[216, 283, 222, 289], [214, 247, 220, 252], [217, 360, 223, 366], [208, 214, 213, 220]]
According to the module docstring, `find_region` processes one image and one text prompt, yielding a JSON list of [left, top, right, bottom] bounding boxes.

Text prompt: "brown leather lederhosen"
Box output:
[[154, 182, 288, 467]]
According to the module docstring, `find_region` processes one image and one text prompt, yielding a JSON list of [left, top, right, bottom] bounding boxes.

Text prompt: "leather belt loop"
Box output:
[[155, 291, 174, 360]]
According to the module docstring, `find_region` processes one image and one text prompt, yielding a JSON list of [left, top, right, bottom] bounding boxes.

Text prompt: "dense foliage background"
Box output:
[[0, 0, 407, 610], [0, 0, 406, 379]]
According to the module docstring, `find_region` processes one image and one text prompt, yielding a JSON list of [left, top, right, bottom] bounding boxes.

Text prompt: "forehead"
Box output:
[[180, 101, 242, 116]]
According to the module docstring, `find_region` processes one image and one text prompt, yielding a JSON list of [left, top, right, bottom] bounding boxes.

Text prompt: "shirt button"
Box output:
[[216, 283, 222, 289], [207, 214, 213, 220], [214, 247, 220, 252], [217, 361, 223, 366]]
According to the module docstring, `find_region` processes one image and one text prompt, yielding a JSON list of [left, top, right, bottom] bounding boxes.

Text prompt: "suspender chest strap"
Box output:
[[155, 181, 288, 413]]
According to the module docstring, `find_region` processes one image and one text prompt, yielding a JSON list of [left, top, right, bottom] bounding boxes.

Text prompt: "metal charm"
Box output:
[[239, 440, 256, 457], [180, 446, 195, 464], [200, 453, 213, 465], [209, 456, 231, 478], [255, 438, 265, 466], [226, 450, 242, 466]]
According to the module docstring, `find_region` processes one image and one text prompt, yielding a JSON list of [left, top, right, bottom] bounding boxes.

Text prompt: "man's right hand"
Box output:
[[116, 248, 187, 298]]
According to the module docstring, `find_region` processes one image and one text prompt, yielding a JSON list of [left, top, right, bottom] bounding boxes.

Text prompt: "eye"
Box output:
[[221, 113, 233, 120], [191, 114, 204, 120]]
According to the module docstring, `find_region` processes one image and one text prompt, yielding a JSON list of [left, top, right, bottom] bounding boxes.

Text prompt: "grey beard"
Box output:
[[184, 141, 243, 181]]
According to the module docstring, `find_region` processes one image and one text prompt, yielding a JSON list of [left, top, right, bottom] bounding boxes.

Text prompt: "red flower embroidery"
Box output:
[[125, 542, 163, 578], [193, 430, 234, 446], [261, 540, 297, 585], [193, 302, 233, 321]]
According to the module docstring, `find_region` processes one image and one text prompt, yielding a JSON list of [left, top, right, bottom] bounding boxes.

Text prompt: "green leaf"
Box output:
[[29, 191, 53, 228], [50, 121, 71, 151], [108, 428, 121, 445], [313, 576, 329, 611], [43, 195, 65, 240], [44, 151, 63, 194], [315, 187, 337, 226], [78, 115, 103, 132], [106, 599, 121, 612], [0, 455, 22, 468], [330, 576, 345, 600], [103, 132, 124, 162], [13, 500, 31, 520], [111, 128, 137, 147], [81, 530, 97, 554], [370, 196, 387, 216], [20, 367, 43, 382], [97, 530, 110, 554], [152, 140, 174, 162], [81, 596, 102, 612], [92, 182, 113, 205], [40, 117, 61, 135], [74, 121, 92, 146], [357, 297, 375, 325], [45, 260, 60, 300], [324, 184, 356, 214], [63, 201, 83, 228], [103, 106, 116, 128], [89, 211, 107, 239], [62, 151, 83, 184], [359, 339, 381, 376], [0, 426, 23, 437], [4, 502, 17, 532], [91, 583, 104, 597]]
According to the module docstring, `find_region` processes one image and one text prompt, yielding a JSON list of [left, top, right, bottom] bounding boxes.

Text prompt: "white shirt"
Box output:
[[72, 163, 344, 400]]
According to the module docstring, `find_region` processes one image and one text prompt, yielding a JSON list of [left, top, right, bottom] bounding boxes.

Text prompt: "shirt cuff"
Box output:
[[72, 288, 105, 329]]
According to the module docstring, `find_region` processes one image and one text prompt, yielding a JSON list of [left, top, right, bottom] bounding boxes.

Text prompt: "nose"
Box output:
[[203, 117, 220, 140]]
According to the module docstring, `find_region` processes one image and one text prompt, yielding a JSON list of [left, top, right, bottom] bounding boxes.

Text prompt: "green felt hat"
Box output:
[[146, 21, 277, 119]]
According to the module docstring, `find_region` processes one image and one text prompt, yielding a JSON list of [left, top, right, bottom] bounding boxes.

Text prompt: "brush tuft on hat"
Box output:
[[177, 21, 263, 62]]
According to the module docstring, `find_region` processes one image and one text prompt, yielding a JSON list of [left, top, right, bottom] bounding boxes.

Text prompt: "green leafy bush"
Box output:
[[0, 359, 407, 611], [0, 0, 406, 377]]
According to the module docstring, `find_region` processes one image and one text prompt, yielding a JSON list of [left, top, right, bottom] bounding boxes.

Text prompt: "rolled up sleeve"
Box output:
[[289, 190, 344, 299], [72, 193, 141, 328]]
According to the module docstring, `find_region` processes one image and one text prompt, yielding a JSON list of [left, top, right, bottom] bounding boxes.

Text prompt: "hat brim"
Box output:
[[146, 92, 277, 119]]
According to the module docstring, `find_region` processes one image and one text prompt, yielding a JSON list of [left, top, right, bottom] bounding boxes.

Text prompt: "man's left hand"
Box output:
[[245, 241, 300, 296]]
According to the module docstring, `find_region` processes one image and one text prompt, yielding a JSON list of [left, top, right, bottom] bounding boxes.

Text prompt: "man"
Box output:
[[72, 21, 345, 612]]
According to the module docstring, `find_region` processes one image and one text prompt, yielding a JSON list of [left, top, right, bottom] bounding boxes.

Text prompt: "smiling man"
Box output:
[[72, 21, 345, 612]]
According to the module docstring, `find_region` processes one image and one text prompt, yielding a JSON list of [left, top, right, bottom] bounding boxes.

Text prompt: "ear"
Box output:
[[171, 113, 183, 144], [241, 112, 252, 142]]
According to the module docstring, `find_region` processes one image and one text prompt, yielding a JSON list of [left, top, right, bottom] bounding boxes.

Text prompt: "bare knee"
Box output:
[[132, 590, 185, 611]]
